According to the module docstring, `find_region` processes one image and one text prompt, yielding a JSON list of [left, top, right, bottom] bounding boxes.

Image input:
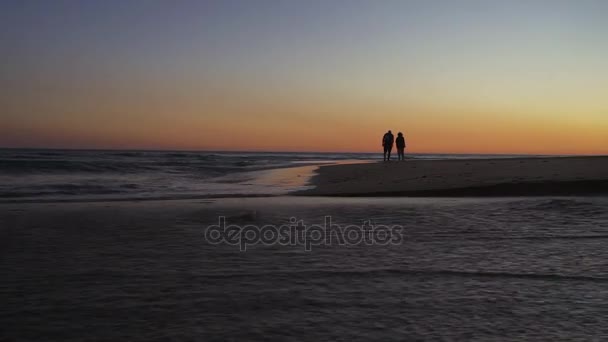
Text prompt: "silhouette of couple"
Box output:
[[382, 130, 406, 161]]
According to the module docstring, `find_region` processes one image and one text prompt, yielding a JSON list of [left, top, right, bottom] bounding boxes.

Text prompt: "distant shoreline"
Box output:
[[295, 156, 608, 197]]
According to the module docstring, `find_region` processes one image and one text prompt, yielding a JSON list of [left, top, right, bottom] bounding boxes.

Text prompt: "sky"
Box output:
[[1, 0, 607, 154]]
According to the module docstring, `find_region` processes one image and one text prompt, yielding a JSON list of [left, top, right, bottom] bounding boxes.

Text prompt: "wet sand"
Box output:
[[297, 156, 608, 196]]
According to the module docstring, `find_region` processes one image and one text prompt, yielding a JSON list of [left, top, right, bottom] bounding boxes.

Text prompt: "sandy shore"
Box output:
[[296, 156, 608, 196]]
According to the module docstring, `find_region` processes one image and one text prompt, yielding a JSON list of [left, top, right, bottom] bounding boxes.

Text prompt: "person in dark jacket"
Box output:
[[396, 132, 406, 161], [382, 130, 394, 161]]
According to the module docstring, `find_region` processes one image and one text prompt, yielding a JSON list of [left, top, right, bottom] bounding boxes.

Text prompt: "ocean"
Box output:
[[2, 149, 607, 340], [0, 149, 535, 202]]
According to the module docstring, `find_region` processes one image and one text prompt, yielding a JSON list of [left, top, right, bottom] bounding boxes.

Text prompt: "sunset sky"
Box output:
[[1, 0, 607, 154]]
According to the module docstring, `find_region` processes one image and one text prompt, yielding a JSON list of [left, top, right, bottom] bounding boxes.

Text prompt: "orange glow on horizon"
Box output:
[[3, 103, 607, 155]]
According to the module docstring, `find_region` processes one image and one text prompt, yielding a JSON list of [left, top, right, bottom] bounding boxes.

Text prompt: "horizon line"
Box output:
[[0, 146, 603, 157]]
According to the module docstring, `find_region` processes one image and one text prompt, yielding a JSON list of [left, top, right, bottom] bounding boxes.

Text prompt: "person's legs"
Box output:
[[383, 146, 388, 161], [387, 146, 392, 161]]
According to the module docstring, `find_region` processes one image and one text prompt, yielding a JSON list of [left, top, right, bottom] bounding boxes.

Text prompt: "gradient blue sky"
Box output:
[[2, 0, 607, 153]]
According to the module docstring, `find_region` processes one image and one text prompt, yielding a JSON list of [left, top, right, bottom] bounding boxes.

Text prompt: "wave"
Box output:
[[0, 158, 157, 174], [529, 198, 596, 210], [0, 150, 320, 175], [0, 183, 141, 198], [0, 158, 264, 175], [503, 198, 608, 217], [199, 268, 608, 283], [0, 150, 322, 200]]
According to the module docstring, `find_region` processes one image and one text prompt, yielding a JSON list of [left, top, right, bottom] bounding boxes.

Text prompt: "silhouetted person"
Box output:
[[382, 130, 394, 161], [396, 132, 406, 161]]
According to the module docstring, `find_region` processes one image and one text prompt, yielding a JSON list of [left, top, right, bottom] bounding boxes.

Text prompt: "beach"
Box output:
[[5, 1, 608, 339], [3, 151, 608, 340], [299, 156, 608, 196]]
